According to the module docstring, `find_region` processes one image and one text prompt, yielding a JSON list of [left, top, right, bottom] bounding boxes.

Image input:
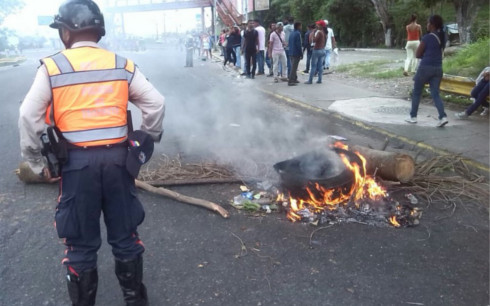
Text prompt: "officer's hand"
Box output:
[[16, 162, 58, 184], [42, 167, 61, 183]]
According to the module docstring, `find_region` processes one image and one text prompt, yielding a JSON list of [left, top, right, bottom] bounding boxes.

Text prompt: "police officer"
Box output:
[[18, 0, 165, 305]]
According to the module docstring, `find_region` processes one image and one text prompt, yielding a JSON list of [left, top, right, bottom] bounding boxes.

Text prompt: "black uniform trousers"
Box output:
[[55, 146, 145, 273]]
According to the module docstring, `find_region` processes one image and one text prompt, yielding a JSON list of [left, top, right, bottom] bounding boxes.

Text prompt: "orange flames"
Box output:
[[389, 216, 401, 227], [281, 142, 388, 222]]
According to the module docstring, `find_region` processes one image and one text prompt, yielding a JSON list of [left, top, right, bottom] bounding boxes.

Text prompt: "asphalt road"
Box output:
[[0, 46, 488, 306]]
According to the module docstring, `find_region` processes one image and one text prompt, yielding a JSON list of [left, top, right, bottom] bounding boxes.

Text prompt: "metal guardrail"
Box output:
[[439, 74, 475, 96]]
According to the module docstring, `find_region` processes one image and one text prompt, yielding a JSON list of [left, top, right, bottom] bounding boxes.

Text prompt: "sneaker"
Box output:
[[454, 112, 468, 120], [480, 107, 489, 116], [274, 78, 279, 83], [436, 117, 448, 127], [403, 71, 409, 76], [405, 117, 417, 124], [256, 72, 264, 76]]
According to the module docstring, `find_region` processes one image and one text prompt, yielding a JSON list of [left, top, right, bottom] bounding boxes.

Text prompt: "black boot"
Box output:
[[115, 255, 148, 306], [66, 267, 98, 306]]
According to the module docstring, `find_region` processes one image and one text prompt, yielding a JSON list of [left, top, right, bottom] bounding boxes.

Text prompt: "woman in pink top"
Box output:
[[404, 14, 422, 76]]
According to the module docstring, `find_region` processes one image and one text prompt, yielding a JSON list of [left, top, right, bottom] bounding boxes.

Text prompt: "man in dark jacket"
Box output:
[[302, 24, 315, 73], [288, 22, 303, 86]]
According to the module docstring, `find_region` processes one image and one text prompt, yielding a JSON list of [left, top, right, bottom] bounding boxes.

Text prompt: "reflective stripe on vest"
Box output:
[[42, 47, 135, 147], [62, 125, 128, 143]]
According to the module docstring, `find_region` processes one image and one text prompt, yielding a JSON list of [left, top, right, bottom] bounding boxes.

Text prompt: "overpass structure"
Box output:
[[102, 0, 244, 36]]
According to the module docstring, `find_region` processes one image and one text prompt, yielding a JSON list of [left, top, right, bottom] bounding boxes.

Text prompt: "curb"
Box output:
[[0, 57, 26, 67], [258, 88, 490, 176]]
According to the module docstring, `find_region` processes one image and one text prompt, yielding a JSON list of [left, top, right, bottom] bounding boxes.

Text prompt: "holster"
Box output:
[[47, 126, 68, 164]]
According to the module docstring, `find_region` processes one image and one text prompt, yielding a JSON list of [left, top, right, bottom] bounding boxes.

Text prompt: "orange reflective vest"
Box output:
[[42, 47, 135, 147]]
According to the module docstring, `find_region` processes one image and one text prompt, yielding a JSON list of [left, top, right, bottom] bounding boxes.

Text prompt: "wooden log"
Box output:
[[350, 145, 415, 183], [144, 177, 243, 186], [135, 179, 230, 218]]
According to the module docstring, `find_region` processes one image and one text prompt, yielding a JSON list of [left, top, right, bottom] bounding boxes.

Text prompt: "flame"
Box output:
[[283, 146, 389, 223], [389, 216, 401, 227]]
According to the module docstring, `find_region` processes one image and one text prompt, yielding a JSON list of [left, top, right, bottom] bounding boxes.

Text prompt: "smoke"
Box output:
[[153, 62, 345, 180]]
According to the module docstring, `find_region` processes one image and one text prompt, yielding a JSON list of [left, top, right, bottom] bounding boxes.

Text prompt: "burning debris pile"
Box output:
[[271, 142, 421, 227], [230, 142, 421, 227]]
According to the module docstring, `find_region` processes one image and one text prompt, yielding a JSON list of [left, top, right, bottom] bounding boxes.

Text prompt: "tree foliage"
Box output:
[[252, 0, 487, 47], [0, 0, 24, 26], [328, 0, 380, 47]]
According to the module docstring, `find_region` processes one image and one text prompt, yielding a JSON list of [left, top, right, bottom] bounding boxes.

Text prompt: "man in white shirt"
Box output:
[[283, 17, 294, 77], [268, 22, 288, 83], [254, 19, 266, 75], [324, 19, 336, 70]]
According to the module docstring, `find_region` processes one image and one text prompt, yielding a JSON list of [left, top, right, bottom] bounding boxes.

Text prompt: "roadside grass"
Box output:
[[337, 58, 475, 107], [336, 60, 404, 79], [443, 38, 490, 78], [421, 89, 472, 107]]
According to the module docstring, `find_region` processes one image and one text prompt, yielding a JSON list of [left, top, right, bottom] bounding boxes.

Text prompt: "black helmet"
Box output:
[[50, 0, 105, 37]]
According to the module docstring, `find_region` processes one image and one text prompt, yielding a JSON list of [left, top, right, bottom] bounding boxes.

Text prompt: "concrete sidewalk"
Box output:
[[211, 49, 489, 173]]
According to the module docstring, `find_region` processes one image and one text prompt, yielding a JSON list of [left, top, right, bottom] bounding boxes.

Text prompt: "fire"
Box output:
[[389, 216, 401, 227], [282, 143, 388, 223]]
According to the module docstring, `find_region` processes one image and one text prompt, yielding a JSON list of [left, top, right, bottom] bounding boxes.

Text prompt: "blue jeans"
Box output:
[[305, 49, 312, 72], [410, 65, 447, 119], [308, 49, 326, 83], [256, 50, 265, 73], [324, 49, 332, 69], [466, 79, 490, 115], [233, 45, 241, 68]]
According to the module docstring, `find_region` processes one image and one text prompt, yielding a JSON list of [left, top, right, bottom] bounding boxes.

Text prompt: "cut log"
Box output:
[[350, 145, 415, 183], [144, 177, 243, 186], [135, 179, 230, 218]]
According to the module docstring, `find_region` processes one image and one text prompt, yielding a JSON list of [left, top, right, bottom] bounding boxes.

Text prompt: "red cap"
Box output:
[[315, 20, 326, 28]]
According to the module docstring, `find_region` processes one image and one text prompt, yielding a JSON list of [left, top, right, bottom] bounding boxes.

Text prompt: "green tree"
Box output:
[[369, 0, 396, 47], [453, 0, 486, 44], [328, 0, 380, 47], [0, 0, 24, 26]]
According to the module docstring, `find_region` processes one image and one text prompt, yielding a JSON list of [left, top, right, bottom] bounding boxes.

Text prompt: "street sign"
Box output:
[[37, 16, 52, 26], [255, 0, 269, 11]]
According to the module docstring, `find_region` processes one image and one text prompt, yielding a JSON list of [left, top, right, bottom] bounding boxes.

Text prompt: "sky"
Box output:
[[3, 0, 212, 38]]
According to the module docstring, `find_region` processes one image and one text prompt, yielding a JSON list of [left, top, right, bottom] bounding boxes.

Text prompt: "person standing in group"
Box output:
[[323, 20, 336, 71], [18, 0, 165, 305], [224, 26, 239, 67], [231, 25, 242, 69], [219, 29, 226, 56], [268, 22, 288, 83], [288, 22, 303, 86], [242, 20, 259, 79], [254, 19, 266, 75], [265, 22, 276, 76], [283, 16, 294, 77], [302, 24, 314, 74], [455, 67, 490, 119], [404, 14, 422, 76], [405, 14, 448, 127], [305, 20, 326, 84], [201, 33, 210, 59], [185, 33, 194, 67]]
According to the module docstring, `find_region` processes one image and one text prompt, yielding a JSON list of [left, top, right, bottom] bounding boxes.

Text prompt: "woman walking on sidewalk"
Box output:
[[405, 14, 448, 127], [404, 14, 422, 76]]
